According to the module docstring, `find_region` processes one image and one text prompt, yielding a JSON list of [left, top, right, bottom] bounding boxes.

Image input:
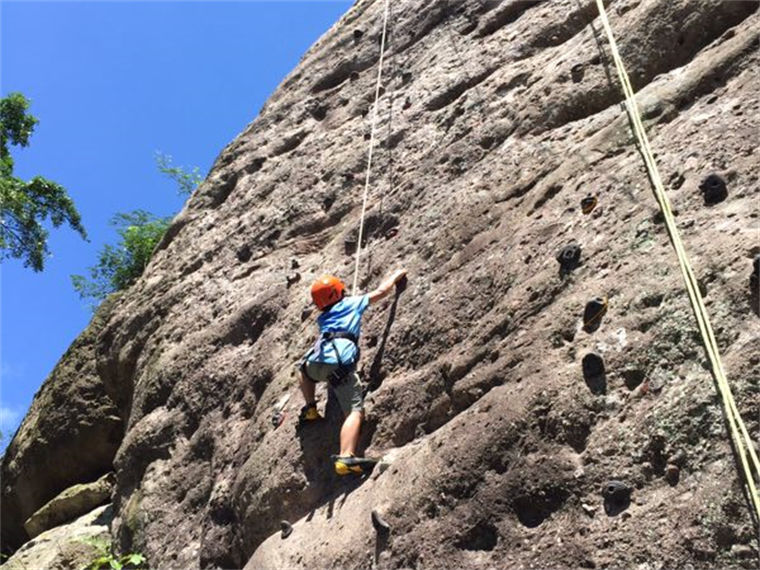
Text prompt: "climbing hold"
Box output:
[[602, 480, 631, 516], [371, 510, 391, 535], [556, 243, 582, 274], [280, 520, 293, 539], [581, 353, 606, 395], [583, 297, 608, 333], [271, 393, 290, 428], [385, 227, 399, 239], [581, 195, 597, 215], [286, 273, 301, 288], [698, 173, 727, 205], [291, 258, 300, 269], [570, 63, 585, 83], [665, 464, 680, 486]]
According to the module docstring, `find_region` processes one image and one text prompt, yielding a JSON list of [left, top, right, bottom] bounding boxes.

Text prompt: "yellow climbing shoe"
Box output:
[[299, 403, 322, 423], [332, 454, 377, 476]]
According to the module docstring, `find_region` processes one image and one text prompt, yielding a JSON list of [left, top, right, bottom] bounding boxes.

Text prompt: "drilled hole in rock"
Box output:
[[621, 368, 645, 390], [512, 488, 567, 528], [456, 521, 498, 551], [236, 245, 252, 263]]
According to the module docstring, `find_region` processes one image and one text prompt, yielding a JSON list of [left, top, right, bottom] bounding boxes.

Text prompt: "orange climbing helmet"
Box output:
[[310, 275, 346, 310]]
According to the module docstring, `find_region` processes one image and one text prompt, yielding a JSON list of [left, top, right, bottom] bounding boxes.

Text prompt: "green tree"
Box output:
[[72, 154, 201, 306], [0, 92, 87, 271], [155, 151, 203, 196], [71, 211, 171, 303]]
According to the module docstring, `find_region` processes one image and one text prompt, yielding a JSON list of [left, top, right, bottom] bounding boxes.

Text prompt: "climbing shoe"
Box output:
[[332, 454, 377, 476], [299, 403, 322, 423]]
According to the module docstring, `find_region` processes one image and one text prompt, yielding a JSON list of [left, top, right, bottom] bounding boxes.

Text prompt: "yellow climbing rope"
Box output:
[[594, 0, 760, 519], [352, 0, 391, 294]]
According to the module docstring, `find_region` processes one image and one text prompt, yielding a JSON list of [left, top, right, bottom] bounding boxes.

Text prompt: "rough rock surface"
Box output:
[[4, 0, 760, 568], [1, 297, 123, 552], [24, 472, 114, 539], [3, 504, 113, 570]]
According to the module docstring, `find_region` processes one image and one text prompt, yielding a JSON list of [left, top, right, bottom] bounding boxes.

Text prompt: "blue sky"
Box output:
[[0, 0, 351, 451]]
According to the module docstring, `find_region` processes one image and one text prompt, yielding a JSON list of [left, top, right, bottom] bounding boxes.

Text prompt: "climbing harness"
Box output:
[[594, 0, 760, 520], [301, 330, 361, 387], [352, 0, 391, 294]]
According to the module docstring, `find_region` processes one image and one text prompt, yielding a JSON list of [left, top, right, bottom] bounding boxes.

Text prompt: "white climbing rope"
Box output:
[[352, 0, 391, 294], [594, 0, 760, 521]]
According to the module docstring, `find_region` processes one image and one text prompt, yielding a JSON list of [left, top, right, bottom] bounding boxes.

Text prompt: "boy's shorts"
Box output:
[[303, 360, 365, 414]]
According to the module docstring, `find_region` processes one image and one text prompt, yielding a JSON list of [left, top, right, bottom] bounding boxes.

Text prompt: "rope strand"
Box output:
[[352, 0, 391, 294], [595, 0, 760, 521]]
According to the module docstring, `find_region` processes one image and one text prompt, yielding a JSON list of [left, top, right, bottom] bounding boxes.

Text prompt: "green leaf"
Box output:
[[109, 558, 122, 570], [124, 553, 146, 567], [0, 93, 86, 271]]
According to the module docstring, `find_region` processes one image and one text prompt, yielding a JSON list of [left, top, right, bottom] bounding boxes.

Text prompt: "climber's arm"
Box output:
[[368, 269, 407, 305]]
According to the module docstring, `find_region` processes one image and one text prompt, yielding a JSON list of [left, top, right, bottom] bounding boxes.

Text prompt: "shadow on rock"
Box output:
[[366, 282, 404, 393]]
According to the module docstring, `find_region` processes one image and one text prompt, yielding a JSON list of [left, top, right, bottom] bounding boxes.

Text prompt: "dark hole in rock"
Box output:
[[353, 29, 364, 42], [570, 63, 584, 83], [350, 71, 360, 82], [641, 293, 664, 308], [699, 173, 727, 205], [621, 368, 645, 390], [750, 255, 760, 294], [280, 520, 293, 539], [582, 297, 607, 333], [366, 335, 378, 348], [236, 245, 252, 263], [512, 487, 568, 528], [309, 104, 327, 121], [243, 156, 266, 174], [479, 135, 495, 149], [456, 521, 498, 551], [582, 353, 606, 395], [401, 70, 413, 85]]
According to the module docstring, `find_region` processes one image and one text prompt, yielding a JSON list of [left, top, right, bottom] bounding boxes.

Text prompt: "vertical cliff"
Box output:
[[3, 1, 759, 568]]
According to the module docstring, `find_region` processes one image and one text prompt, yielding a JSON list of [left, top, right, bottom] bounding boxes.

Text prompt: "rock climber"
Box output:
[[298, 269, 407, 475]]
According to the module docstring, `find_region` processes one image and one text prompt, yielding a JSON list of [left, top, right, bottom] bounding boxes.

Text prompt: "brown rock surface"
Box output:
[[4, 0, 760, 568], [24, 472, 114, 539], [1, 298, 123, 552], [3, 504, 113, 570]]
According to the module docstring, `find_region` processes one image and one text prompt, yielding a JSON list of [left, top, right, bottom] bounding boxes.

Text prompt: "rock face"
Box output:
[[1, 298, 123, 552], [3, 504, 113, 570], [24, 472, 114, 539], [4, 0, 760, 568]]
